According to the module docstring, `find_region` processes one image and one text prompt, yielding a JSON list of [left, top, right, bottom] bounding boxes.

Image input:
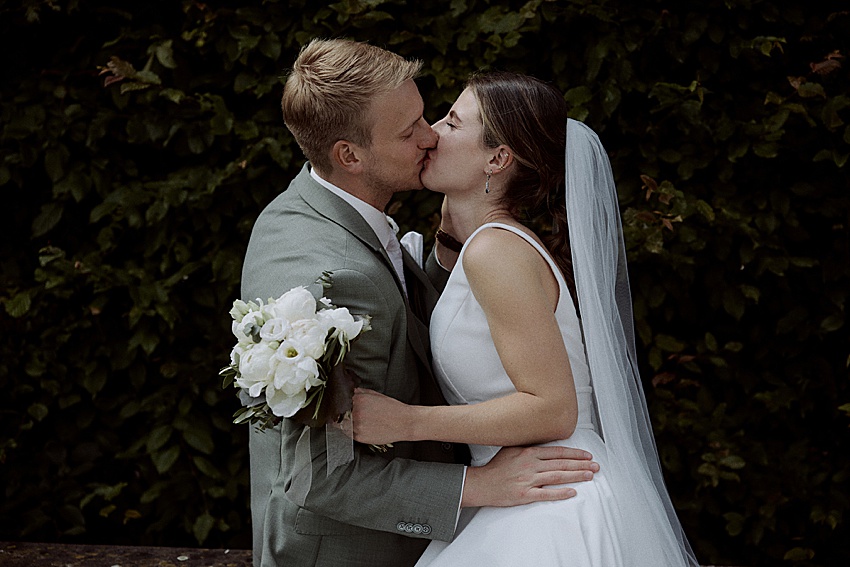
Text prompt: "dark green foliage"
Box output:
[[1, 1, 848, 565]]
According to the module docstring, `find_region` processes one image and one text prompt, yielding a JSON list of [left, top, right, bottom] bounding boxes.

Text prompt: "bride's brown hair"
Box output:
[[467, 71, 577, 305]]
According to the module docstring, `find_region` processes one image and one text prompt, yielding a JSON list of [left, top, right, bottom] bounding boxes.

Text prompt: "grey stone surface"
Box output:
[[0, 542, 252, 566]]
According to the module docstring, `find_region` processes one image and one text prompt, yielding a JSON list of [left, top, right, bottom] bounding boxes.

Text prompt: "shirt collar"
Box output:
[[310, 167, 396, 248]]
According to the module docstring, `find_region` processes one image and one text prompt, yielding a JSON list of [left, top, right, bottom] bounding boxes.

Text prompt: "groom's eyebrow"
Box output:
[[401, 101, 425, 133], [401, 111, 424, 134], [399, 116, 419, 137]]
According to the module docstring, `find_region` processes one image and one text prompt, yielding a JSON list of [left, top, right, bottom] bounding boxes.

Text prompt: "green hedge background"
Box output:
[[1, 1, 848, 565]]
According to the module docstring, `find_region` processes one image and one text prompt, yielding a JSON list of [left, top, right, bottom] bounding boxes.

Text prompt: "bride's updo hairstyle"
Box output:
[[467, 71, 576, 299]]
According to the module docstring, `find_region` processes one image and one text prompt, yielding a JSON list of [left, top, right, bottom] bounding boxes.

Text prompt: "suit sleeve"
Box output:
[[241, 189, 465, 541], [424, 245, 451, 293], [284, 268, 464, 541]]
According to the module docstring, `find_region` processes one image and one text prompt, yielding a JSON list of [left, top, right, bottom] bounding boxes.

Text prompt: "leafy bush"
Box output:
[[1, 1, 847, 565]]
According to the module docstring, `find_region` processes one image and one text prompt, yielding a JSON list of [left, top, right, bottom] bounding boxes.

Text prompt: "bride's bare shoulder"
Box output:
[[463, 225, 542, 282]]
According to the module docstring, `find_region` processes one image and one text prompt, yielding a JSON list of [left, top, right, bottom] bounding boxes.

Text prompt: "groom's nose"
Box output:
[[424, 124, 439, 149]]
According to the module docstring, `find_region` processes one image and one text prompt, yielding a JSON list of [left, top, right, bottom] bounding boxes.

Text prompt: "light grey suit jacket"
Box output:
[[242, 165, 467, 567]]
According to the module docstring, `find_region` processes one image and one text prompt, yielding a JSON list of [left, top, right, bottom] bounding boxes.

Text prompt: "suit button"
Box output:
[[441, 442, 453, 451], [396, 522, 431, 535]]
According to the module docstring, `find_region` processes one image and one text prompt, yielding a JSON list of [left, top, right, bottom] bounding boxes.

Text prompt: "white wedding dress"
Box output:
[[416, 222, 666, 567]]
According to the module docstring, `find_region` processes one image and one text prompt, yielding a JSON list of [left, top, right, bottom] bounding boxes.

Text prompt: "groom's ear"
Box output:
[[332, 140, 365, 174]]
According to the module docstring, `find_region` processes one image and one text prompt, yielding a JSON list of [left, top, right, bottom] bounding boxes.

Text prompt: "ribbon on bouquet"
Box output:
[[287, 416, 355, 507]]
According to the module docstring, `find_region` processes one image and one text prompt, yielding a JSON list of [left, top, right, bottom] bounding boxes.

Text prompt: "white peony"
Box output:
[[266, 383, 307, 418], [266, 286, 317, 323], [236, 341, 277, 397], [288, 319, 328, 359], [230, 342, 250, 367], [272, 342, 322, 389], [320, 307, 365, 340], [265, 347, 324, 417]]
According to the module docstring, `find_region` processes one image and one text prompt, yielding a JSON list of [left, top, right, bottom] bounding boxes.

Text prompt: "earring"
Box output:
[[485, 171, 492, 194]]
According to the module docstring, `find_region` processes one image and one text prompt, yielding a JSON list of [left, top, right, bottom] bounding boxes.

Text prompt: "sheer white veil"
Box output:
[[564, 119, 699, 566]]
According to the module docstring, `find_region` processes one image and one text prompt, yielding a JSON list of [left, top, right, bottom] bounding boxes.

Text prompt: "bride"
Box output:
[[352, 71, 699, 567]]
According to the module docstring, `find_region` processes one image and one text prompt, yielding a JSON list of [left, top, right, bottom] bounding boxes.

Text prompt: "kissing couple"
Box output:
[[241, 38, 698, 567]]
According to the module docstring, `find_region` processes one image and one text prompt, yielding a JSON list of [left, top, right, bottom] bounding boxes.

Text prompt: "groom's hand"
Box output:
[[460, 446, 599, 508]]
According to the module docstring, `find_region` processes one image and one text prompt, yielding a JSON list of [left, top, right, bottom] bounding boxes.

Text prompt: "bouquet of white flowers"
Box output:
[[220, 274, 370, 430]]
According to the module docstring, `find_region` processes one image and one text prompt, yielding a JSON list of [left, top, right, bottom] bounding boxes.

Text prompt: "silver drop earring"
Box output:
[[485, 171, 492, 194]]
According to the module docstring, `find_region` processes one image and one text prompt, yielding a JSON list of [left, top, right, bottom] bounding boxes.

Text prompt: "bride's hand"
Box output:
[[351, 388, 413, 445]]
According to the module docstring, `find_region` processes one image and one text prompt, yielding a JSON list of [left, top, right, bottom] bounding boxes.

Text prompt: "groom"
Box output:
[[241, 38, 598, 567]]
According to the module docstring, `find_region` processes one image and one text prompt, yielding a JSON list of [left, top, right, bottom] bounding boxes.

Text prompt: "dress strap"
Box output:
[[464, 222, 569, 302]]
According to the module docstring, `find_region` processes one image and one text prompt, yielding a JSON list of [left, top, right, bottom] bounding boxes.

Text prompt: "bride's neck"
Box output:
[[445, 196, 514, 242]]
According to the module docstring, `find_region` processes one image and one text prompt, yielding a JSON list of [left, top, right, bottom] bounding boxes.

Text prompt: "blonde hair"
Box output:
[[281, 38, 423, 173]]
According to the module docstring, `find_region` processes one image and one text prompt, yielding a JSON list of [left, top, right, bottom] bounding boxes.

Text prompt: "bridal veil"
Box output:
[[564, 119, 699, 566]]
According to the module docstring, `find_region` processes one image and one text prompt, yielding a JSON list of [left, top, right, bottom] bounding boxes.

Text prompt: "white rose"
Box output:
[[259, 317, 291, 342], [268, 287, 317, 323], [236, 341, 277, 397]]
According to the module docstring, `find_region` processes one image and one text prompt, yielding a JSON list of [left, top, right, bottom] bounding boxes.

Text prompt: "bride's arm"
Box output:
[[353, 228, 579, 447]]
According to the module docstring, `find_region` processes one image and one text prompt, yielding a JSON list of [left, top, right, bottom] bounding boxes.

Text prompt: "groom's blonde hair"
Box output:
[[281, 38, 422, 174]]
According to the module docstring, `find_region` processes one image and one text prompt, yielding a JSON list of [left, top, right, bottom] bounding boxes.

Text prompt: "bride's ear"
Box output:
[[488, 146, 513, 175]]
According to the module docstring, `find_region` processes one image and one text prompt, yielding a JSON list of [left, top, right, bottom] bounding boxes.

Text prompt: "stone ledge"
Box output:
[[0, 542, 252, 567], [1, 542, 740, 566]]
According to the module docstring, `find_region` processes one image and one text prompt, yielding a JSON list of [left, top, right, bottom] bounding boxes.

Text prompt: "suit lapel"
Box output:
[[296, 166, 384, 252]]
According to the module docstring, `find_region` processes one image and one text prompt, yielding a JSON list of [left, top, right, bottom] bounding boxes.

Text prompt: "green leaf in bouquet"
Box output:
[[233, 405, 279, 430], [219, 364, 237, 388], [316, 271, 334, 290]]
